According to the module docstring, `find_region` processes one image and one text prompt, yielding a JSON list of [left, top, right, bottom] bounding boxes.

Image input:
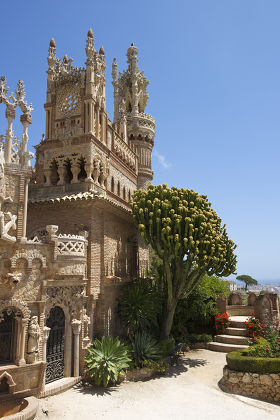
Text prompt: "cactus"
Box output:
[[131, 184, 237, 339]]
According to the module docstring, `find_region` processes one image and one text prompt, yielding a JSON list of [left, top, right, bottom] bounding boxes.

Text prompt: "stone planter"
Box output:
[[220, 366, 280, 403]]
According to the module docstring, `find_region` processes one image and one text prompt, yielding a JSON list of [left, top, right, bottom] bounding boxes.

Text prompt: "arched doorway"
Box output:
[[46, 306, 65, 384], [0, 310, 15, 364]]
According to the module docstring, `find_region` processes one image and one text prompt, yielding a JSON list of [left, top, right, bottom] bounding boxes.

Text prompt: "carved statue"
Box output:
[[83, 309, 90, 339], [27, 316, 40, 363]]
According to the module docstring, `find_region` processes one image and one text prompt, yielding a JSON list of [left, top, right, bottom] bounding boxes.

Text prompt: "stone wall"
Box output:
[[220, 366, 280, 403]]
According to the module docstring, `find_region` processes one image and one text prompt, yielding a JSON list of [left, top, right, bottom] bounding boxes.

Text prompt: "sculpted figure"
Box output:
[[27, 316, 40, 363]]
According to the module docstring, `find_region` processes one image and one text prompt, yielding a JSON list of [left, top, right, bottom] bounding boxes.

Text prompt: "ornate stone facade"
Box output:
[[0, 28, 153, 398]]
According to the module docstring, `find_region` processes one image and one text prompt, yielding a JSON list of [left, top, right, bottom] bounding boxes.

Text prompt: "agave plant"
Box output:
[[131, 331, 162, 367], [85, 336, 131, 387], [118, 278, 161, 335]]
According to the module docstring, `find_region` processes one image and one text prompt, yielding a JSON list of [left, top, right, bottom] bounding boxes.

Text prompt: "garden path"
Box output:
[[37, 349, 280, 420]]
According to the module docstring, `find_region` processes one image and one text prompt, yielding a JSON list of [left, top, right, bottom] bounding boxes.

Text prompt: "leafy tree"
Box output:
[[236, 274, 257, 290], [172, 274, 230, 338], [131, 184, 237, 339]]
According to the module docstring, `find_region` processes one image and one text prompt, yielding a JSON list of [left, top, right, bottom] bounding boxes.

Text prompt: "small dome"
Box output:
[[88, 28, 93, 39], [99, 46, 105, 55], [49, 38, 56, 48]]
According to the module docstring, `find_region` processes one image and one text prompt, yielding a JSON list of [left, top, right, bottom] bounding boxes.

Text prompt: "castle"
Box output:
[[0, 29, 154, 398]]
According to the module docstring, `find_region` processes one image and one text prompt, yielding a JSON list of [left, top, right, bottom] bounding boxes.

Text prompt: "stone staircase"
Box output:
[[208, 316, 249, 353]]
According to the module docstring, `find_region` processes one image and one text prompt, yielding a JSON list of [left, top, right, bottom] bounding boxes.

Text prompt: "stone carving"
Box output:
[[45, 285, 85, 319], [2, 272, 22, 287], [26, 315, 40, 363], [82, 308, 90, 339], [11, 248, 47, 269], [58, 263, 85, 276], [56, 83, 81, 119]]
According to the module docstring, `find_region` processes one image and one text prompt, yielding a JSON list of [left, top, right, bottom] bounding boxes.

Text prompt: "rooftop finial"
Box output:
[[99, 46, 105, 56], [88, 28, 93, 39], [49, 38, 56, 48]]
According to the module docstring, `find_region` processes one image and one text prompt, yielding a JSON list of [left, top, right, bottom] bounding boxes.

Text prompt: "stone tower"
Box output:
[[112, 43, 155, 189], [28, 29, 153, 338]]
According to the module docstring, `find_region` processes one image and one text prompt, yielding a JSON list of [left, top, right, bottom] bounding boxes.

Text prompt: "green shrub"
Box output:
[[226, 351, 280, 374], [187, 333, 212, 343], [118, 278, 161, 335], [131, 332, 162, 367], [143, 359, 169, 373], [85, 336, 131, 387]]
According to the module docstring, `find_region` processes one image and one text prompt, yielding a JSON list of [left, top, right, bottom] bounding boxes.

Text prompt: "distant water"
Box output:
[[258, 279, 280, 286]]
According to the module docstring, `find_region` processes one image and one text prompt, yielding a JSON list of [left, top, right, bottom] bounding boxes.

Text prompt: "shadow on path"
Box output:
[[164, 355, 207, 378], [73, 381, 118, 397]]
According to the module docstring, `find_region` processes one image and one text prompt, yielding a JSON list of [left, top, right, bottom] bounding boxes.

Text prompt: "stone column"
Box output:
[[20, 113, 32, 155], [41, 326, 50, 390], [95, 106, 100, 138], [92, 161, 100, 183], [4, 106, 16, 163], [57, 163, 65, 185], [71, 319, 81, 377], [71, 162, 80, 184], [44, 168, 52, 186], [85, 162, 93, 183], [18, 318, 29, 366]]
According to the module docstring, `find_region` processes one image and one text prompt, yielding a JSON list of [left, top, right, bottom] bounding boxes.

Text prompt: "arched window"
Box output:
[[123, 187, 126, 200], [111, 177, 114, 193], [0, 310, 15, 364], [117, 181, 120, 196], [128, 190, 131, 201]]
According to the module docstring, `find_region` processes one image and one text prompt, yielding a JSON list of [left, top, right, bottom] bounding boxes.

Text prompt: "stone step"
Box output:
[[229, 316, 250, 329], [214, 334, 248, 345], [225, 327, 248, 337], [208, 341, 248, 353]]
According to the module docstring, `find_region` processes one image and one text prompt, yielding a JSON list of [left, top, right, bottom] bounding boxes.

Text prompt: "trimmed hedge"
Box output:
[[226, 350, 280, 374]]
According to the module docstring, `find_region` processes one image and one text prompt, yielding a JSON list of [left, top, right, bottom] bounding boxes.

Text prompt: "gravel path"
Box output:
[[37, 349, 280, 420]]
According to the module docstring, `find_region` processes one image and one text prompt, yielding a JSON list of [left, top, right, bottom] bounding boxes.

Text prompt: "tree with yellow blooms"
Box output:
[[131, 184, 237, 339]]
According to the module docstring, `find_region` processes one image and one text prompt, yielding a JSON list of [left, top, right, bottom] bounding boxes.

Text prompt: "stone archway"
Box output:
[[45, 306, 65, 384]]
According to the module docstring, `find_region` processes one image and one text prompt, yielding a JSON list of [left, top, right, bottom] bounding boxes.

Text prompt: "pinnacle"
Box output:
[[88, 28, 93, 39], [49, 38, 56, 48]]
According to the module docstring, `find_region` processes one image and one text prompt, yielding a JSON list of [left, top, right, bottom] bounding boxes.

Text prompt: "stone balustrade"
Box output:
[[113, 135, 137, 170], [57, 233, 87, 257]]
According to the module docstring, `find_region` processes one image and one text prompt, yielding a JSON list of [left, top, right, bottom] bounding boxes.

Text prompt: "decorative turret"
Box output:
[[112, 44, 155, 189]]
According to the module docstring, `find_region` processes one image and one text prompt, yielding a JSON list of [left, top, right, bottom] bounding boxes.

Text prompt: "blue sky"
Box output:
[[1, 1, 279, 283]]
